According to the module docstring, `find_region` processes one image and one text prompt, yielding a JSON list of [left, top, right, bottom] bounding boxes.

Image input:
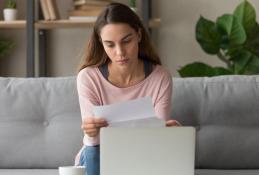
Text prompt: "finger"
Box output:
[[84, 117, 95, 124], [86, 128, 98, 134], [86, 129, 99, 137], [83, 117, 107, 125], [81, 123, 107, 132], [83, 129, 98, 136], [93, 119, 108, 127], [94, 118, 106, 123], [95, 122, 108, 128], [166, 120, 179, 127], [81, 123, 93, 130], [83, 123, 96, 130]]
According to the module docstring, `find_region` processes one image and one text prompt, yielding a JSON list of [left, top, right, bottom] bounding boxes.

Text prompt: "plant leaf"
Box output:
[[234, 0, 256, 35], [230, 50, 253, 74], [245, 23, 259, 57], [216, 14, 246, 45], [245, 55, 259, 74], [213, 67, 234, 76], [0, 40, 14, 57], [196, 16, 221, 54], [178, 62, 232, 77]]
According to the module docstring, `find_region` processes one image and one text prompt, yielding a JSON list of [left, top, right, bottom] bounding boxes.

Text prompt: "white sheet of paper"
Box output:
[[109, 117, 165, 127], [93, 97, 164, 127]]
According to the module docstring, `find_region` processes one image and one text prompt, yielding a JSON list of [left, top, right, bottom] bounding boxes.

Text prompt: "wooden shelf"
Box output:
[[35, 20, 96, 29], [0, 19, 160, 30], [34, 18, 160, 30], [0, 20, 26, 29]]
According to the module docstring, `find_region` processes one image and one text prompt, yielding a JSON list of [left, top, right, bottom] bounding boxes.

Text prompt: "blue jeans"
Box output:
[[79, 145, 100, 175]]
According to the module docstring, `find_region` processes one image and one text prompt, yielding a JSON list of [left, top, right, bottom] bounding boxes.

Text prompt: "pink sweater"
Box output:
[[75, 65, 172, 164], [77, 64, 172, 145]]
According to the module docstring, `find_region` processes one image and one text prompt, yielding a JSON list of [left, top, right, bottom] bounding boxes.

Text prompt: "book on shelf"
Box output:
[[68, 16, 97, 22], [68, 9, 103, 17], [68, 0, 112, 22], [75, 4, 106, 10], [40, 0, 60, 20], [46, 0, 60, 20], [73, 0, 112, 7], [40, 0, 50, 20]]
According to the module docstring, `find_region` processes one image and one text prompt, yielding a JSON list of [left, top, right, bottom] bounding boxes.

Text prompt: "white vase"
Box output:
[[3, 8, 17, 21]]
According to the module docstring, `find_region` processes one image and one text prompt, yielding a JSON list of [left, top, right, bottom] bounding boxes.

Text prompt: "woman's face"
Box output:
[[100, 23, 141, 67]]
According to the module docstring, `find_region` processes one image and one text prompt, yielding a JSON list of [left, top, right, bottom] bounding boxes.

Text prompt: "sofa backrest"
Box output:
[[1, 75, 259, 169], [0, 77, 82, 169], [171, 75, 259, 169]]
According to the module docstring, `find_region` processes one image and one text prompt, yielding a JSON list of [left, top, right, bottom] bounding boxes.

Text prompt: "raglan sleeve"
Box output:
[[76, 69, 101, 145], [154, 70, 172, 121]]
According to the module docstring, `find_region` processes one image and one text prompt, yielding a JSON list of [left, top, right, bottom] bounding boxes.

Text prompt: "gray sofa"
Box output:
[[0, 75, 259, 175]]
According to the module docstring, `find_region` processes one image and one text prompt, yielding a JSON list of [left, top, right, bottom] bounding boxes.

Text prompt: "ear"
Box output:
[[137, 28, 142, 42]]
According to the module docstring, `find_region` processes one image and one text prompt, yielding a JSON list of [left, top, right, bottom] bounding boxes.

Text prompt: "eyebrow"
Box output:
[[103, 33, 133, 43]]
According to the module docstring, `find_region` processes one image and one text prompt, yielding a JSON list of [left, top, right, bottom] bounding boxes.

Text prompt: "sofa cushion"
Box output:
[[171, 75, 259, 169], [1, 169, 259, 175], [195, 169, 259, 175], [0, 77, 83, 168], [0, 169, 58, 175]]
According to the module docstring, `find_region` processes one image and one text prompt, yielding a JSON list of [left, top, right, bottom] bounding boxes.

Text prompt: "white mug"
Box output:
[[59, 166, 86, 175]]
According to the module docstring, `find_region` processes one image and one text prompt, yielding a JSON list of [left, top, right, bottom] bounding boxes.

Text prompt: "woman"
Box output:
[[76, 3, 180, 175]]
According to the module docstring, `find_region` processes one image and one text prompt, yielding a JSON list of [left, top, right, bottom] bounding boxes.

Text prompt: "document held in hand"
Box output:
[[93, 97, 165, 127]]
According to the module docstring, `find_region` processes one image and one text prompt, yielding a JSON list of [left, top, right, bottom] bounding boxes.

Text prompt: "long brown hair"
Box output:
[[78, 2, 161, 72]]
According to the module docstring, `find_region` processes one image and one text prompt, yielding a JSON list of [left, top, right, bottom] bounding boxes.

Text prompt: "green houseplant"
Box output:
[[3, 0, 17, 21], [129, 0, 136, 8], [129, 0, 137, 13], [5, 0, 16, 8], [178, 0, 259, 77]]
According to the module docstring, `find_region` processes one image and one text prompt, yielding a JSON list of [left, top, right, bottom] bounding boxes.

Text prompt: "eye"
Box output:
[[105, 43, 114, 48], [122, 38, 131, 44], [107, 44, 114, 48]]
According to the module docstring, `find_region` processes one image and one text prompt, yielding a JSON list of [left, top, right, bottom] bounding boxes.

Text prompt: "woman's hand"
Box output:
[[165, 120, 181, 127], [81, 117, 108, 137]]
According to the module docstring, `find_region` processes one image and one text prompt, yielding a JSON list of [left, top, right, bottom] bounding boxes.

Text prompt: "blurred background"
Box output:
[[0, 0, 259, 77]]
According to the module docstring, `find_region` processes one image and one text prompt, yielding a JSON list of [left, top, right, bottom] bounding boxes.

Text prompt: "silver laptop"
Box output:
[[100, 127, 196, 175]]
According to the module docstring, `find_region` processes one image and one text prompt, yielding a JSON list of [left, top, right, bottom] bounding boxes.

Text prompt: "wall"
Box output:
[[0, 0, 259, 77], [46, 0, 128, 77], [154, 0, 259, 76]]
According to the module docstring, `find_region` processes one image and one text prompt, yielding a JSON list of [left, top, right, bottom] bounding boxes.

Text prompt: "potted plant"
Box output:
[[178, 0, 259, 77], [129, 0, 137, 13], [0, 39, 14, 57], [3, 0, 17, 21]]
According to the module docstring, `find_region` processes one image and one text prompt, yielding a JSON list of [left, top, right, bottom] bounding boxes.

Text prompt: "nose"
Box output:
[[115, 45, 125, 57]]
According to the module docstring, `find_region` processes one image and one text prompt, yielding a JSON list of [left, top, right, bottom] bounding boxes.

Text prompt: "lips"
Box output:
[[116, 59, 129, 64]]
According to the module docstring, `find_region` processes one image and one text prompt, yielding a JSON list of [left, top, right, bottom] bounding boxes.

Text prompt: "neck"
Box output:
[[108, 59, 145, 88]]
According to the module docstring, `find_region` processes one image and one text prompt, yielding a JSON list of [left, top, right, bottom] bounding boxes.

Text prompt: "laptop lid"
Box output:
[[100, 127, 196, 175]]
